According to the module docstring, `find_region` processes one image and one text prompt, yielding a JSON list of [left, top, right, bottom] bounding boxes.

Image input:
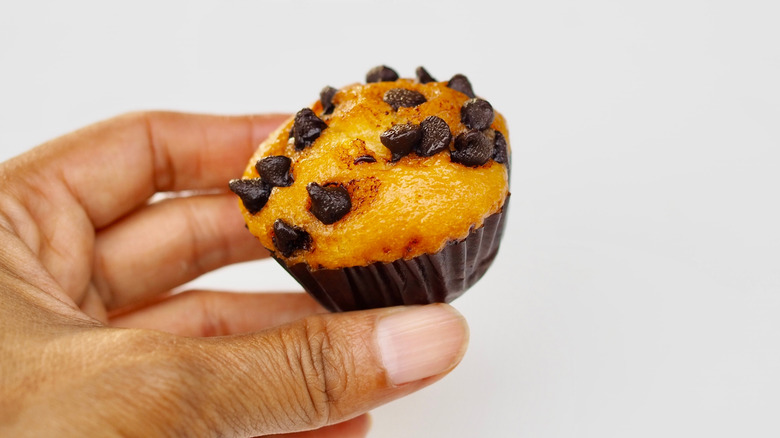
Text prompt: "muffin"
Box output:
[[229, 65, 510, 312]]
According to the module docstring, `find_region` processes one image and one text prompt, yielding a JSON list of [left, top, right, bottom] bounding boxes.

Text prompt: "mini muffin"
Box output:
[[229, 65, 510, 312]]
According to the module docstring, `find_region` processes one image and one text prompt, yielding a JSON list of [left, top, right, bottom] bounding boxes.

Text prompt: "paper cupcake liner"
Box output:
[[273, 197, 509, 312]]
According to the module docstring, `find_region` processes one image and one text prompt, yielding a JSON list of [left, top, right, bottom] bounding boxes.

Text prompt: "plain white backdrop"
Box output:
[[2, 1, 779, 437]]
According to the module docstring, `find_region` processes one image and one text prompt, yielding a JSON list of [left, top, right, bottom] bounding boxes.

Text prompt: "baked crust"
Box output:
[[237, 79, 510, 270]]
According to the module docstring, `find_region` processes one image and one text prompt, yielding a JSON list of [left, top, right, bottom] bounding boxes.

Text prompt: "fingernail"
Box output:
[[376, 304, 469, 385]]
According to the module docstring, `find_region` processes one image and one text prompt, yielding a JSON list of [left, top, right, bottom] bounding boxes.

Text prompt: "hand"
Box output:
[[0, 112, 469, 437]]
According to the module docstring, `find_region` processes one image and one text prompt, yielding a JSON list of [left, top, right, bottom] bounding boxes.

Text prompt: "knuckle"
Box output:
[[281, 315, 351, 427]]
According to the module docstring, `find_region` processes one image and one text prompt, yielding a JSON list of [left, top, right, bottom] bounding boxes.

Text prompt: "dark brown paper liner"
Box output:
[[273, 197, 509, 312]]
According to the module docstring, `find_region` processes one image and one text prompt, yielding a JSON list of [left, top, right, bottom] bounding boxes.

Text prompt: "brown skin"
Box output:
[[0, 112, 467, 437]]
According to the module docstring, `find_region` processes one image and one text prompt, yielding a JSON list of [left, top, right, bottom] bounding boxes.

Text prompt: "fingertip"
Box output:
[[375, 304, 470, 386], [245, 113, 293, 151]]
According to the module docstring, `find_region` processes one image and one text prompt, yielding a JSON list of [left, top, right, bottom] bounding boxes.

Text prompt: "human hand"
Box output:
[[0, 112, 469, 437]]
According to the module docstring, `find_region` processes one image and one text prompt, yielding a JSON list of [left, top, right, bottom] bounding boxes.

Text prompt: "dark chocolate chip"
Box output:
[[366, 65, 399, 83], [461, 98, 494, 130], [320, 86, 337, 115], [451, 130, 493, 167], [255, 155, 293, 187], [493, 130, 509, 164], [354, 155, 377, 164], [383, 88, 427, 111], [272, 219, 312, 257], [415, 66, 437, 84], [292, 108, 328, 150], [447, 74, 476, 98], [307, 182, 352, 225], [380, 123, 423, 162], [418, 115, 452, 157], [228, 178, 272, 214]]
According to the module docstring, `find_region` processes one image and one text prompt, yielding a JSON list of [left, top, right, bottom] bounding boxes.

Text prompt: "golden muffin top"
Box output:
[[230, 66, 511, 270]]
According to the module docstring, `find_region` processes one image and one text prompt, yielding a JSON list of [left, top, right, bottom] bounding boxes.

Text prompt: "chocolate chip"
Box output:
[[380, 123, 423, 162], [461, 98, 494, 130], [255, 155, 293, 187], [320, 86, 337, 115], [418, 115, 452, 157], [415, 66, 437, 83], [366, 65, 399, 83], [307, 182, 352, 225], [272, 219, 312, 257], [292, 108, 328, 150], [451, 130, 493, 167], [354, 155, 377, 164], [493, 130, 509, 164], [447, 74, 475, 98], [228, 178, 272, 214], [383, 88, 427, 111]]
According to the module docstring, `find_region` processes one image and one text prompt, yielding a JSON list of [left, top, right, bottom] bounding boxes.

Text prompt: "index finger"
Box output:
[[37, 111, 290, 228]]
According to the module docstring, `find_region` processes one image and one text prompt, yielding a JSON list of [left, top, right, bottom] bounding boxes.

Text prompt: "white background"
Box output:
[[2, 1, 779, 437]]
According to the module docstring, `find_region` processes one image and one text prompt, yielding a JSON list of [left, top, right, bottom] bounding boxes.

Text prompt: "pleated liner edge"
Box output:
[[272, 197, 510, 312]]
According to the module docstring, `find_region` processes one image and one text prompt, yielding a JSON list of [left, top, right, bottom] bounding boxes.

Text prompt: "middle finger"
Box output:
[[93, 193, 268, 310]]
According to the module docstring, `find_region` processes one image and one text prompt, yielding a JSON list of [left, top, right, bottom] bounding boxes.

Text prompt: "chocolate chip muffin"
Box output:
[[230, 65, 511, 311]]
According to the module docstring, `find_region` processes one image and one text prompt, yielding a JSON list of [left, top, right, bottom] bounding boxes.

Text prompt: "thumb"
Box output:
[[191, 303, 468, 436]]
